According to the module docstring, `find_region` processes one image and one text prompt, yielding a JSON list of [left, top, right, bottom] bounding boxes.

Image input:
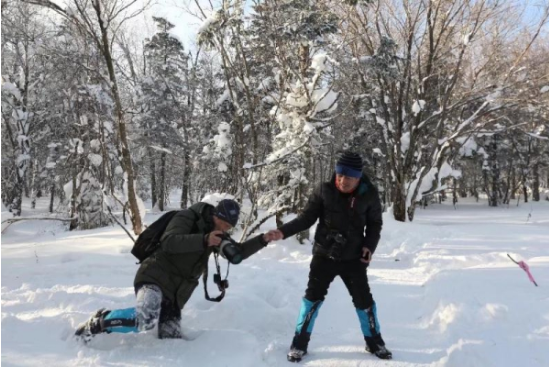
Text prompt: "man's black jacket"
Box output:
[[279, 174, 383, 261]]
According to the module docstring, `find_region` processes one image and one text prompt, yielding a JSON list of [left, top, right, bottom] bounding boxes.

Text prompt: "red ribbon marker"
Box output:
[[508, 254, 538, 287]]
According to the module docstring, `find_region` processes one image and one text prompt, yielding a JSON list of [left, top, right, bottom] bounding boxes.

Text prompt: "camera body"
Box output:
[[215, 233, 243, 265], [213, 273, 229, 290], [326, 230, 347, 261]]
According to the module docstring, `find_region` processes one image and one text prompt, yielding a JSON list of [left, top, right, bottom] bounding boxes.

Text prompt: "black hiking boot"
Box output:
[[287, 331, 310, 362], [365, 334, 392, 360], [74, 308, 110, 344], [287, 347, 307, 362]]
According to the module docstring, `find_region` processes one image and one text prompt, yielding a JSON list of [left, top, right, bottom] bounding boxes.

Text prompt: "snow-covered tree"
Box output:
[[26, 0, 152, 234], [1, 2, 47, 216], [138, 17, 189, 211], [337, 0, 548, 221]]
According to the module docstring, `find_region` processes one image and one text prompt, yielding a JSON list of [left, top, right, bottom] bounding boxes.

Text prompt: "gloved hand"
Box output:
[[205, 230, 224, 247], [360, 247, 372, 265]]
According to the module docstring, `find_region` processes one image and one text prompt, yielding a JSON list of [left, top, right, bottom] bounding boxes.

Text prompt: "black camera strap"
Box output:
[[203, 252, 230, 302]]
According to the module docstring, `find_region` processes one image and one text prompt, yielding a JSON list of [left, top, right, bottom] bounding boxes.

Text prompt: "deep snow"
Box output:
[[1, 197, 548, 366]]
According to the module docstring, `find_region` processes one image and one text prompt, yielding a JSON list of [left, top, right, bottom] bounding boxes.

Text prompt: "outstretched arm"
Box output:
[[237, 234, 270, 260], [274, 185, 324, 240]]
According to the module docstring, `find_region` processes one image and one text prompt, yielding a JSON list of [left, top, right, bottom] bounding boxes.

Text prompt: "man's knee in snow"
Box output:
[[135, 284, 163, 332], [137, 315, 159, 331]]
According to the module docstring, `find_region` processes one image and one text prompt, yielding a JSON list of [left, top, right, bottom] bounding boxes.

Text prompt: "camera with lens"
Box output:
[[326, 230, 347, 261], [215, 233, 243, 265]]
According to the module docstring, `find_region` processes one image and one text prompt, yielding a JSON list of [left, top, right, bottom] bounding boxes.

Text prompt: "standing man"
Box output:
[[267, 151, 392, 362], [75, 199, 278, 342]]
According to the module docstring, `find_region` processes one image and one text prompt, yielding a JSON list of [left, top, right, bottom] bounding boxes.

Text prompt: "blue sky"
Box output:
[[145, 0, 209, 51]]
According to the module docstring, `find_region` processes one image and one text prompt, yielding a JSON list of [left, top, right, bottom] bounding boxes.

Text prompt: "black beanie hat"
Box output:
[[335, 151, 363, 178], [214, 199, 240, 227]]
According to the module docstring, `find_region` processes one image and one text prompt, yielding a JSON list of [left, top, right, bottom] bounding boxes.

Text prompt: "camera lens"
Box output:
[[220, 240, 243, 264]]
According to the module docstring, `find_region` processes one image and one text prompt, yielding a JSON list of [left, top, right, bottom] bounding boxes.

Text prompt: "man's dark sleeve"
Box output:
[[237, 234, 269, 260], [364, 191, 383, 253], [160, 210, 205, 253], [278, 184, 323, 239]]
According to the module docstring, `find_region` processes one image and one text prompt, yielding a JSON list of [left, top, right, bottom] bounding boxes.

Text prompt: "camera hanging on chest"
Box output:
[[203, 233, 243, 302]]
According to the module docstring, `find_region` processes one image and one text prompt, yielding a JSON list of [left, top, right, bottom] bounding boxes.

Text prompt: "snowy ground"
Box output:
[[2, 197, 549, 366]]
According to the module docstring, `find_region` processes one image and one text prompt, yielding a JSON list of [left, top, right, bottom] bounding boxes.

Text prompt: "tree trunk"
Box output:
[[94, 1, 143, 234], [459, 177, 467, 198], [180, 151, 191, 209], [11, 186, 23, 217], [30, 158, 39, 208], [159, 152, 166, 211], [69, 163, 78, 230], [393, 183, 406, 222], [452, 177, 458, 208], [49, 184, 55, 213], [471, 169, 478, 201], [296, 180, 309, 244], [489, 135, 498, 207], [532, 163, 540, 202], [25, 159, 32, 199], [12, 119, 30, 216], [407, 204, 416, 221], [149, 149, 157, 209]]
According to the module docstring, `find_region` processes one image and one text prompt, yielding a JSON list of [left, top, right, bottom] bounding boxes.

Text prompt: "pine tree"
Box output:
[[139, 17, 189, 211]]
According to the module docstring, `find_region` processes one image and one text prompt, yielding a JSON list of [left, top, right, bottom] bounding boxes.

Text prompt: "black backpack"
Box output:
[[131, 210, 179, 263]]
